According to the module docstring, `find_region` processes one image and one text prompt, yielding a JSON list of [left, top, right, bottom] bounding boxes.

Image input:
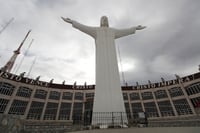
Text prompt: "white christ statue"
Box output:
[[62, 16, 146, 127]]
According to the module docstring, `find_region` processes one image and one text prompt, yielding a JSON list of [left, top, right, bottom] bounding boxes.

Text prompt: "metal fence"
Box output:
[[73, 111, 148, 128]]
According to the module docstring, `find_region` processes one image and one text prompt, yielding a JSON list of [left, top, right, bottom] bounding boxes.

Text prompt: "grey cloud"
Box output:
[[34, 0, 76, 8], [1, 0, 200, 85], [114, 0, 200, 84]]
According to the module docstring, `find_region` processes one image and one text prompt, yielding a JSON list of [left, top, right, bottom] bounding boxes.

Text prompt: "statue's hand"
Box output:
[[61, 17, 73, 24], [136, 25, 146, 30]]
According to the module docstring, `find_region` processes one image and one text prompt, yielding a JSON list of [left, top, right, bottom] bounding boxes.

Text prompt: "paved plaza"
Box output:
[[69, 127, 200, 133]]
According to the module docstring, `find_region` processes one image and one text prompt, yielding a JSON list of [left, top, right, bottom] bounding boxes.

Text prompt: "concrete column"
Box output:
[[179, 82, 196, 115], [82, 90, 85, 121], [127, 92, 133, 118], [138, 89, 145, 112], [24, 85, 37, 118], [165, 86, 178, 116], [152, 90, 162, 117], [69, 89, 75, 120], [40, 88, 50, 120], [56, 90, 63, 120]]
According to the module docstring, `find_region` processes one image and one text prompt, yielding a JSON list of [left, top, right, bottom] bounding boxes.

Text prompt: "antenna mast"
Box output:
[[1, 30, 31, 72], [27, 57, 37, 77], [15, 39, 34, 74], [0, 17, 14, 35]]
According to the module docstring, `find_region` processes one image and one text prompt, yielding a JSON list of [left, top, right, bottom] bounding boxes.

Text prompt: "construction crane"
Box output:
[[0, 18, 14, 35]]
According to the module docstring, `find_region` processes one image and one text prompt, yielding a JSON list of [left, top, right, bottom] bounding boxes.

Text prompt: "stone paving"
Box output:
[[68, 127, 200, 133]]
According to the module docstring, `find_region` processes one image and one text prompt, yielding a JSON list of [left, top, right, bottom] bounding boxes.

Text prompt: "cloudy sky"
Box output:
[[0, 0, 200, 85]]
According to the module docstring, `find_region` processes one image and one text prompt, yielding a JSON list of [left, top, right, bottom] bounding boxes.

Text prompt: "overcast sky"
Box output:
[[0, 0, 200, 85]]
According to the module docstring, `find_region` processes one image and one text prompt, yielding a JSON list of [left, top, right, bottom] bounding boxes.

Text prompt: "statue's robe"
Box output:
[[72, 21, 137, 125]]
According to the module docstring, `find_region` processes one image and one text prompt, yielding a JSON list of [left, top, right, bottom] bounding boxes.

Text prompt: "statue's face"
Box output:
[[100, 16, 109, 27]]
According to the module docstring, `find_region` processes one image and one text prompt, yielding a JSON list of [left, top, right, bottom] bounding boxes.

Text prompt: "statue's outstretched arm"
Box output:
[[61, 17, 96, 38], [136, 25, 146, 30], [114, 25, 146, 39], [61, 17, 73, 24]]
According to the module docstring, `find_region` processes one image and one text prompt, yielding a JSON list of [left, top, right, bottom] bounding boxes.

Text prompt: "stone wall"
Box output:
[[21, 120, 73, 133], [0, 114, 74, 133], [0, 114, 23, 133], [148, 116, 200, 127]]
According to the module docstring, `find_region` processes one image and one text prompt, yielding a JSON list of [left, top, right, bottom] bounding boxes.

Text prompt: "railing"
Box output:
[[73, 112, 148, 129], [91, 112, 128, 128]]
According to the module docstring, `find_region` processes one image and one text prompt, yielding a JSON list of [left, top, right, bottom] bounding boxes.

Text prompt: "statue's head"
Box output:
[[100, 16, 109, 27]]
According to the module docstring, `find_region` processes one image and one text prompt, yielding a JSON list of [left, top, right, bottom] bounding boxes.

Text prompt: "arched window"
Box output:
[[190, 97, 200, 108], [34, 89, 47, 99], [158, 100, 174, 116], [44, 102, 58, 120], [16, 86, 32, 98], [141, 92, 153, 100], [123, 93, 128, 100], [185, 82, 200, 95], [62, 92, 73, 100], [168, 87, 184, 97], [129, 92, 140, 100], [49, 91, 60, 100], [59, 102, 71, 120], [74, 92, 83, 100], [8, 100, 28, 115], [173, 99, 193, 115], [27, 101, 45, 120], [0, 82, 15, 96], [0, 98, 9, 113], [73, 102, 83, 123], [154, 90, 168, 99], [85, 93, 94, 98], [144, 102, 159, 117]]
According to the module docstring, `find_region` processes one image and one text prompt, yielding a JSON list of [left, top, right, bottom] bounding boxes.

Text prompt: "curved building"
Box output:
[[0, 69, 200, 132]]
